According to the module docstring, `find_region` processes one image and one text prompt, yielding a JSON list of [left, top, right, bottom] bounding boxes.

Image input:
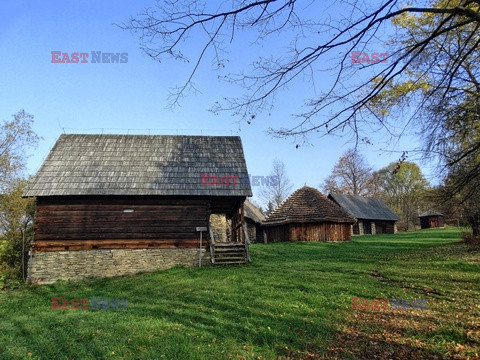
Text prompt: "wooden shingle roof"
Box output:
[[419, 210, 444, 217], [263, 186, 355, 226], [244, 200, 265, 224], [24, 134, 252, 197], [328, 193, 400, 221]]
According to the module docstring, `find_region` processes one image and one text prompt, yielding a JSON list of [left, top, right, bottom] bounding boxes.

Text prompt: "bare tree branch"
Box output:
[[122, 0, 480, 199]]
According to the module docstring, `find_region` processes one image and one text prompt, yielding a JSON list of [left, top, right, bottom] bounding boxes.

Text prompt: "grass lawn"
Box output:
[[0, 228, 479, 359]]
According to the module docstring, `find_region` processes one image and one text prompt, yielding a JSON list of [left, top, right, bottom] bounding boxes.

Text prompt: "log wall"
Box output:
[[34, 196, 211, 251], [420, 215, 445, 229], [265, 222, 352, 242], [374, 220, 396, 234]]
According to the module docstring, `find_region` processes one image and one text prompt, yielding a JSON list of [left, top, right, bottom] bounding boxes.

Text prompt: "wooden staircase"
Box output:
[[208, 223, 251, 265], [212, 243, 248, 265]]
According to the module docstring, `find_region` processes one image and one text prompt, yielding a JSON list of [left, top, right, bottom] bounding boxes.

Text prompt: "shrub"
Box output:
[[0, 180, 35, 288], [0, 263, 23, 290], [461, 231, 480, 246]]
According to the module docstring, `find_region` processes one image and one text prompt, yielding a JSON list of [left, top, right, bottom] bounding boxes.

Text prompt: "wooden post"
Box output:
[[242, 222, 251, 262], [208, 224, 216, 264], [199, 231, 202, 267], [196, 227, 207, 267], [240, 202, 245, 243]]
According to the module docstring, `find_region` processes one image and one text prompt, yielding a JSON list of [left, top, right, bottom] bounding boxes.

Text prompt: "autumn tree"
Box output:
[[0, 180, 35, 286], [369, 3, 480, 210], [436, 99, 480, 236], [123, 1, 479, 175], [0, 110, 39, 287], [259, 159, 293, 209], [322, 148, 373, 196], [0, 110, 39, 192], [374, 162, 429, 231]]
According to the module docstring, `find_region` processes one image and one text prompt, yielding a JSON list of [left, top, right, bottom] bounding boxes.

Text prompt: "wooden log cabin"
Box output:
[[328, 193, 400, 235], [24, 134, 253, 284], [419, 210, 445, 229], [262, 186, 355, 242]]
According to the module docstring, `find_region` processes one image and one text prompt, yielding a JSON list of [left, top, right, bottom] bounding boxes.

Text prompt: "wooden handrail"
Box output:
[[208, 223, 216, 264], [242, 222, 251, 263], [208, 225, 216, 246]]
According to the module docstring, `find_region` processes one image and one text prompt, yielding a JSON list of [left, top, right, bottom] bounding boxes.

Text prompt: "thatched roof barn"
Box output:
[[263, 186, 355, 242], [328, 193, 400, 235], [24, 134, 252, 284], [419, 210, 445, 229], [244, 200, 265, 243]]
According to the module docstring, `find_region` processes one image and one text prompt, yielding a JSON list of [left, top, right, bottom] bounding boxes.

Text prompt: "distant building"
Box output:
[[419, 210, 445, 229], [263, 186, 355, 242], [244, 200, 265, 243], [328, 193, 400, 235]]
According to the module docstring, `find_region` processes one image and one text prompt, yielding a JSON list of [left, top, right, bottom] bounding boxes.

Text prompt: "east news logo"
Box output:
[[51, 297, 128, 310], [51, 51, 128, 63], [351, 51, 389, 64]]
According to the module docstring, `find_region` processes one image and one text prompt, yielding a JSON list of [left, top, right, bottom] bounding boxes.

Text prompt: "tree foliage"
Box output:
[[265, 201, 275, 215], [0, 110, 38, 287], [374, 162, 429, 231], [438, 98, 480, 235], [370, 1, 480, 203], [0, 180, 35, 287], [322, 148, 374, 196], [0, 110, 39, 192]]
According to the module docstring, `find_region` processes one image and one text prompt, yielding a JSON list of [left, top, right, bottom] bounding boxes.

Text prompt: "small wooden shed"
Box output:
[[24, 134, 253, 284], [328, 193, 400, 235], [419, 210, 445, 229], [262, 186, 355, 242]]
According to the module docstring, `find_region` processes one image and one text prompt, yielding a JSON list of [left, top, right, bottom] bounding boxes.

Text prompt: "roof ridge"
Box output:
[[60, 133, 241, 139], [419, 209, 444, 217]]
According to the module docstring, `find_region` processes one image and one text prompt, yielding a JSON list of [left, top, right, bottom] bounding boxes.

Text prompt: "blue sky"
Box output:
[[0, 0, 435, 205]]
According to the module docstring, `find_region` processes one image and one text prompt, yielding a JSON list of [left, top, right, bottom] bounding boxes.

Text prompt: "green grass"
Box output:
[[0, 228, 479, 359]]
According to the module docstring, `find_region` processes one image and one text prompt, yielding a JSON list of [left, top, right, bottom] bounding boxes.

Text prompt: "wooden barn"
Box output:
[[262, 186, 355, 242], [328, 193, 400, 235], [244, 200, 265, 243], [24, 134, 253, 284], [419, 210, 445, 229]]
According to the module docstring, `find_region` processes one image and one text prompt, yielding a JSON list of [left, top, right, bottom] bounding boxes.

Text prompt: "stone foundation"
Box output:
[[27, 248, 211, 284], [359, 220, 365, 235], [246, 221, 256, 243], [210, 213, 228, 242]]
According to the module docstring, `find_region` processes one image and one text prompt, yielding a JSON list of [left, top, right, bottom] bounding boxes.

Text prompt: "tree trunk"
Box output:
[[22, 227, 26, 282], [469, 215, 480, 237]]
